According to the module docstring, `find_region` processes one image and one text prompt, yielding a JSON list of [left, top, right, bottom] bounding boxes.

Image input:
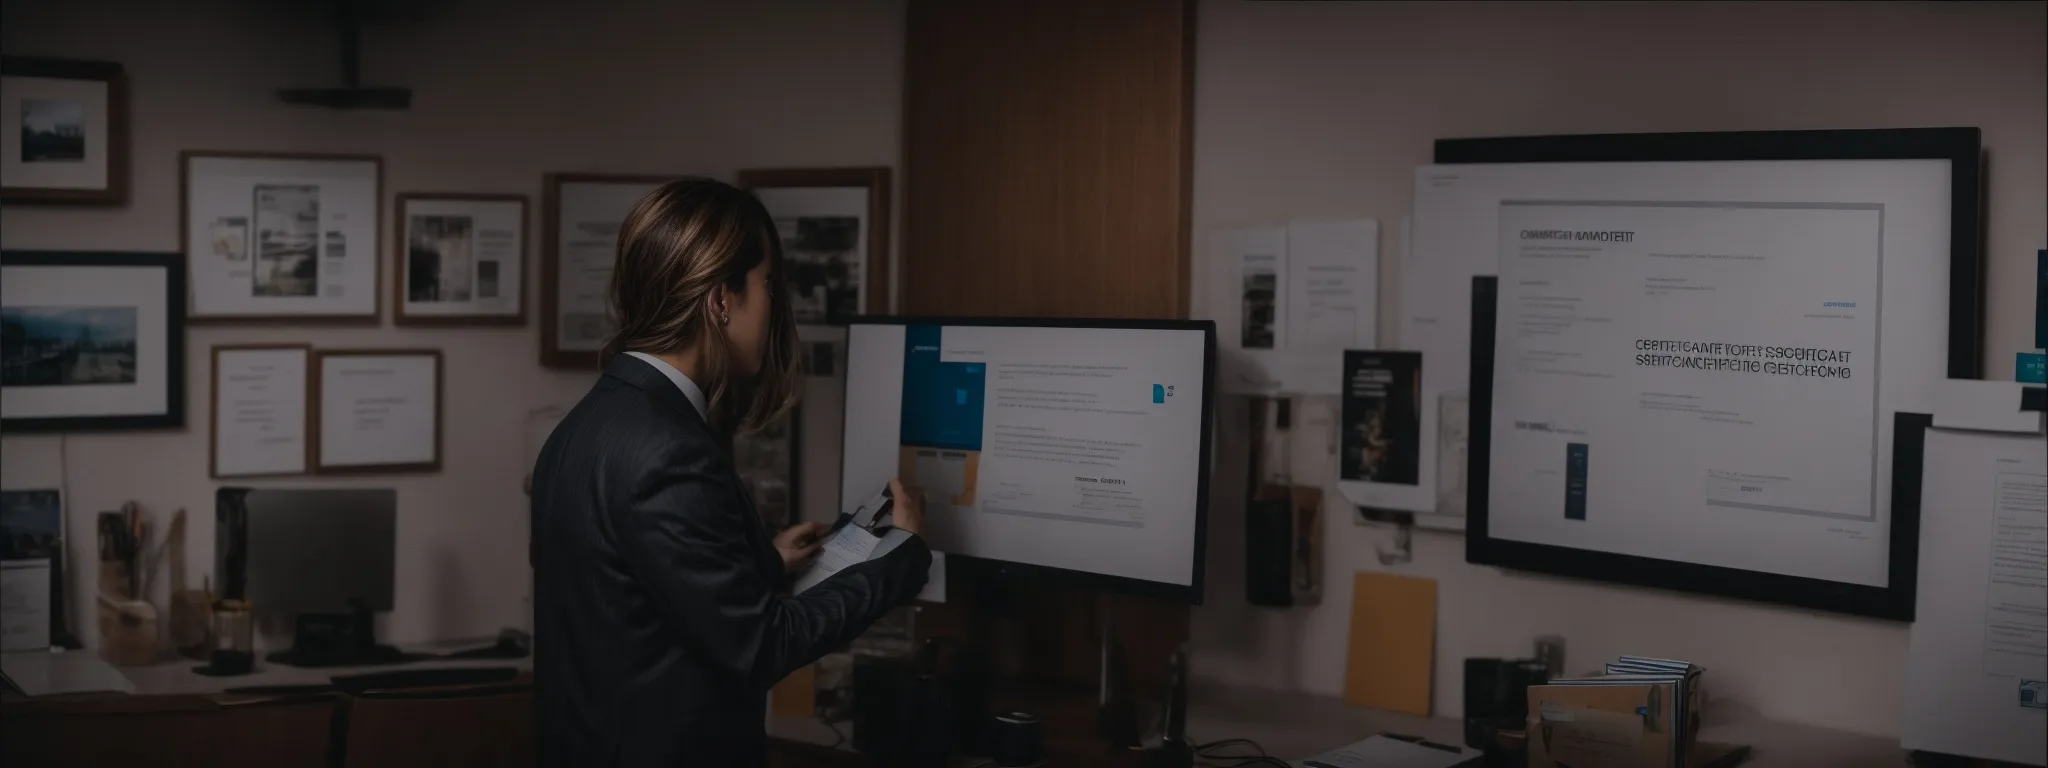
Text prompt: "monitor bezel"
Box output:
[[840, 315, 1217, 605]]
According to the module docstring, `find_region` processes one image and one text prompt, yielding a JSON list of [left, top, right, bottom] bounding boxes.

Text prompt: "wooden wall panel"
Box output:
[[900, 0, 1197, 694], [902, 0, 1194, 318]]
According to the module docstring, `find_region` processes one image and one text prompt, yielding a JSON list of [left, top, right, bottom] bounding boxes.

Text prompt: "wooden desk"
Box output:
[[118, 643, 529, 695], [1, 640, 528, 699], [766, 680, 1909, 767]]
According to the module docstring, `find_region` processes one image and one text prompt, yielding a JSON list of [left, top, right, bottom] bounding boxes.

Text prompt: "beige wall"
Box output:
[[0, 0, 904, 646], [1186, 0, 2046, 738]]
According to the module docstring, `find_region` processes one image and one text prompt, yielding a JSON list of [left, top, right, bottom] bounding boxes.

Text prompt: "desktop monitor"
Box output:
[[839, 317, 1215, 603], [217, 487, 396, 615]]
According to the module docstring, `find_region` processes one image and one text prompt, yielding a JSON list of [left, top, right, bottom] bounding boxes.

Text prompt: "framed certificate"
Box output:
[[315, 349, 441, 473], [541, 173, 673, 368], [181, 151, 382, 323], [210, 344, 312, 478], [395, 193, 528, 325]]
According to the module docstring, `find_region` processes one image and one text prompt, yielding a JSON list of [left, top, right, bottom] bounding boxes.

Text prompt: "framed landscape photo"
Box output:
[[1, 57, 127, 205], [314, 349, 442, 473], [181, 151, 382, 323], [1, 251, 184, 431], [737, 167, 892, 327], [211, 344, 312, 479], [395, 193, 527, 325], [542, 173, 674, 368]]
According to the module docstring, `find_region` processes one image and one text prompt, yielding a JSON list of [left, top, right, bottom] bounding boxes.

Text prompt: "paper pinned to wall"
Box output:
[[1286, 218, 1378, 352], [1903, 427, 2048, 765], [1203, 220, 1379, 395]]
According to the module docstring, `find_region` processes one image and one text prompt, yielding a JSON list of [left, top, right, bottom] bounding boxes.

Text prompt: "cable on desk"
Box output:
[[1198, 758, 1292, 768]]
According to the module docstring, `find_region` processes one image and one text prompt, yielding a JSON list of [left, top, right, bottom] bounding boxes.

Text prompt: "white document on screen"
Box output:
[[840, 324, 1208, 589], [1486, 201, 1888, 587]]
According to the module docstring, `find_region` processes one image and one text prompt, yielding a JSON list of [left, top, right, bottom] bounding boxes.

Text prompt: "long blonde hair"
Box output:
[[602, 178, 800, 439]]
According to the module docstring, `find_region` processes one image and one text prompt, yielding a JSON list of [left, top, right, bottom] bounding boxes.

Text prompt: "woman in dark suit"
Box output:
[[530, 178, 931, 766]]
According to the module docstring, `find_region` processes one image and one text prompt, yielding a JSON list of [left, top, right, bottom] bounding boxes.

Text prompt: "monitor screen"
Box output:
[[221, 488, 397, 615], [839, 318, 1215, 601]]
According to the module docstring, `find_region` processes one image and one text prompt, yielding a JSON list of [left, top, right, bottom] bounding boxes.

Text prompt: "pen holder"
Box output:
[[98, 597, 159, 667]]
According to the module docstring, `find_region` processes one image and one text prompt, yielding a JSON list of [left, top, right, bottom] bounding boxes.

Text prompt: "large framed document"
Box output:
[[1444, 128, 1981, 620]]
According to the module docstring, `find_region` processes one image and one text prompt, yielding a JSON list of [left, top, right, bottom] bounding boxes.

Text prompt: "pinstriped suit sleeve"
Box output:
[[605, 442, 932, 690]]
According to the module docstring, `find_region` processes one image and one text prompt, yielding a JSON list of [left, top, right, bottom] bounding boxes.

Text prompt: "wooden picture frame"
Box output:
[[393, 192, 529, 326], [313, 349, 442, 474], [209, 344, 313, 479], [0, 57, 128, 205], [541, 173, 678, 368], [1, 250, 184, 432], [180, 151, 383, 324], [737, 167, 893, 323]]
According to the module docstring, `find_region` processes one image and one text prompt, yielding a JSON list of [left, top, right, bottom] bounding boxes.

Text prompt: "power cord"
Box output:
[[816, 714, 847, 750]]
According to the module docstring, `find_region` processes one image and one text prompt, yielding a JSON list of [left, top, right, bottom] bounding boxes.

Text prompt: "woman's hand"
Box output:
[[774, 521, 827, 575], [889, 478, 925, 537]]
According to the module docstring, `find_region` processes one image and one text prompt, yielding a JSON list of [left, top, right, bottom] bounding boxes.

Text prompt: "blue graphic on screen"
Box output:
[[900, 325, 985, 451]]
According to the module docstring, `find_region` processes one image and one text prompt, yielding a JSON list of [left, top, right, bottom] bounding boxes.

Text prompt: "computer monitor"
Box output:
[[839, 317, 1215, 603], [216, 487, 398, 666]]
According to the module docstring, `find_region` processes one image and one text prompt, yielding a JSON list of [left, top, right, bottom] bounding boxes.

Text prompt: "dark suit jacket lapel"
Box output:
[[602, 355, 764, 529]]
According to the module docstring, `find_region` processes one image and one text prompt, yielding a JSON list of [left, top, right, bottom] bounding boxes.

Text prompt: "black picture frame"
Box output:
[[1436, 126, 1984, 379], [1446, 127, 1981, 621], [841, 315, 1217, 605], [1, 250, 186, 432], [1470, 277, 1927, 620]]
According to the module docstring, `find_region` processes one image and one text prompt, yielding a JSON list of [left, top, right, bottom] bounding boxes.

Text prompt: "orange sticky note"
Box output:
[[1342, 571, 1436, 716], [770, 663, 817, 717]]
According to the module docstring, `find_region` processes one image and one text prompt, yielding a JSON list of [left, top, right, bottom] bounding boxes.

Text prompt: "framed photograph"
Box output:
[[1, 251, 184, 431], [211, 344, 312, 478], [1, 57, 127, 205], [735, 409, 801, 531], [395, 193, 528, 325], [542, 173, 675, 368], [738, 167, 892, 327], [181, 151, 382, 323], [314, 349, 441, 473]]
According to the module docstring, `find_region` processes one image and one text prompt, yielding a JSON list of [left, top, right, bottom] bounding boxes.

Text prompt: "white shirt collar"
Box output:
[[624, 352, 709, 420]]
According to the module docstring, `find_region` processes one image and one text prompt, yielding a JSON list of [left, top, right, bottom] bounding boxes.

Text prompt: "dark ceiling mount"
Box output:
[[276, 0, 412, 110]]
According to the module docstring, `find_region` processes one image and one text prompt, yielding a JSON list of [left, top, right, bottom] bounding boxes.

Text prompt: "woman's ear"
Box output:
[[706, 284, 730, 325]]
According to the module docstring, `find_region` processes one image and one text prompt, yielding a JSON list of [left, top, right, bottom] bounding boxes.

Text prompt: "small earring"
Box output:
[[720, 312, 730, 325]]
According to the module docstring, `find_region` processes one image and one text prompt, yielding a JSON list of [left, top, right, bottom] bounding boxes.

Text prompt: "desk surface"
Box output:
[[767, 680, 1908, 767], [5, 640, 529, 698]]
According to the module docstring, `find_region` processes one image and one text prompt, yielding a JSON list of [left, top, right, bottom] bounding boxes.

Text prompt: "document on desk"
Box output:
[[789, 525, 913, 595], [1903, 427, 2048, 765], [1303, 734, 1473, 768], [0, 649, 136, 696]]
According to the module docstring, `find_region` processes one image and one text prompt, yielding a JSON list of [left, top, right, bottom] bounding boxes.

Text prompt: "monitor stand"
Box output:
[[266, 609, 404, 668]]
